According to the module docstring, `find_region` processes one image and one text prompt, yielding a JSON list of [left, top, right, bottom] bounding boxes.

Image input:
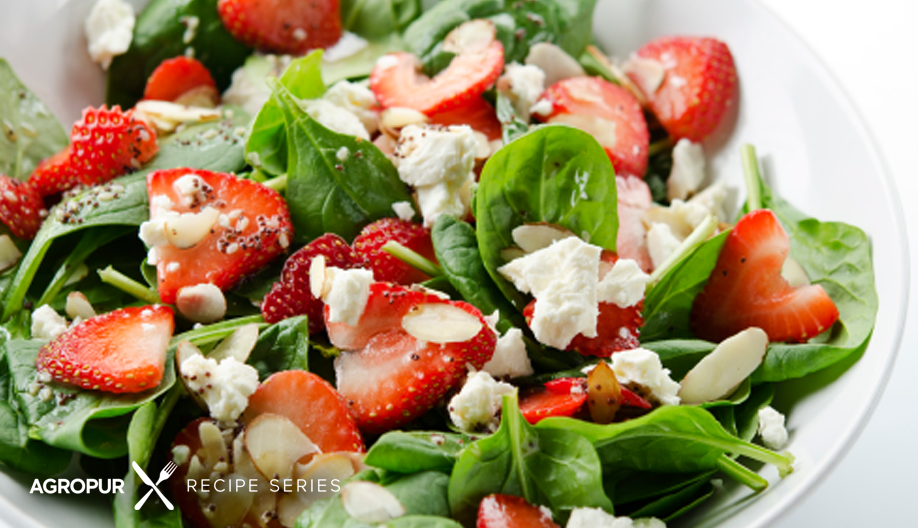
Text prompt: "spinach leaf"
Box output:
[[0, 59, 69, 180], [734, 383, 774, 443], [641, 339, 715, 381], [608, 469, 715, 507], [247, 316, 309, 380], [107, 0, 251, 108], [448, 394, 612, 525], [276, 83, 412, 242], [628, 479, 715, 522], [380, 516, 463, 528], [475, 125, 619, 312], [322, 35, 407, 86], [495, 92, 529, 144], [364, 431, 472, 474], [341, 0, 422, 39]]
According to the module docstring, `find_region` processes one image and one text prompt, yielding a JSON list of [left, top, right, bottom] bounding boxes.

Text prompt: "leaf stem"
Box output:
[[170, 315, 267, 347], [648, 215, 719, 284], [97, 266, 161, 304], [741, 144, 763, 211], [382, 240, 444, 278], [729, 441, 796, 478], [262, 174, 288, 192], [716, 455, 768, 492], [648, 137, 676, 157]]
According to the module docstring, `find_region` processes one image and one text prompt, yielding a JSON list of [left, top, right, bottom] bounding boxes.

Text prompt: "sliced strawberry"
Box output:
[[616, 175, 654, 273], [143, 56, 219, 106], [536, 77, 650, 178], [217, 0, 342, 55], [519, 384, 587, 424], [244, 370, 364, 453], [477, 494, 560, 528], [523, 296, 643, 358], [261, 233, 363, 332], [352, 218, 436, 285], [329, 282, 496, 434], [544, 377, 651, 410], [630, 36, 737, 142], [146, 168, 293, 304], [691, 209, 839, 342], [71, 106, 158, 186], [429, 96, 502, 141], [0, 174, 45, 239], [370, 20, 504, 116], [28, 146, 80, 198], [36, 305, 174, 393]]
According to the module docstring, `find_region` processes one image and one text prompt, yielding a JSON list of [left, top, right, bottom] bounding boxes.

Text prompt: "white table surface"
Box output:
[[759, 1, 918, 526]]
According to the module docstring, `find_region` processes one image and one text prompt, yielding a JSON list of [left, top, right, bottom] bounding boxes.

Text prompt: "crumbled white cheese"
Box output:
[[566, 508, 667, 528], [610, 348, 681, 406], [757, 406, 789, 450], [324, 80, 379, 135], [482, 328, 534, 379], [323, 32, 369, 63], [597, 258, 650, 308], [171, 444, 191, 467], [688, 181, 729, 222], [180, 355, 259, 425], [336, 146, 350, 161], [31, 305, 69, 341], [667, 139, 706, 201], [223, 54, 293, 116], [499, 63, 546, 120], [302, 99, 370, 140], [646, 222, 682, 270], [498, 237, 601, 349], [448, 371, 516, 433], [150, 194, 174, 215], [644, 199, 714, 240], [173, 173, 207, 207], [530, 98, 554, 117], [84, 0, 135, 69], [324, 267, 374, 326], [391, 201, 416, 222]]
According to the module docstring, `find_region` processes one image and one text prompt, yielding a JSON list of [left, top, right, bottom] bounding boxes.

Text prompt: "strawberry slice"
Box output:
[[429, 96, 502, 141], [630, 36, 737, 142], [536, 77, 650, 178], [244, 370, 364, 453], [370, 20, 504, 116], [477, 494, 560, 528], [0, 174, 45, 239], [691, 209, 839, 342], [71, 105, 158, 186], [145, 168, 293, 304], [217, 0, 342, 54], [36, 305, 174, 393], [261, 233, 363, 332], [519, 383, 587, 424], [328, 282, 496, 434], [352, 218, 436, 285], [616, 175, 654, 273], [28, 146, 81, 198], [143, 56, 219, 106], [544, 377, 651, 409]]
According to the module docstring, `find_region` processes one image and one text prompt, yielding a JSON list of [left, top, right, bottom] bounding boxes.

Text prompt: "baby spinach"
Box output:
[[364, 430, 472, 474], [0, 59, 69, 180], [247, 315, 309, 380], [276, 83, 413, 242], [341, 0, 422, 39], [380, 517, 463, 528], [475, 125, 619, 312], [106, 0, 251, 108], [495, 92, 529, 145], [448, 394, 612, 525]]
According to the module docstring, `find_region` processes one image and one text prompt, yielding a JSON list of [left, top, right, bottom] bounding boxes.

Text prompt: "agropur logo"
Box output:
[[29, 461, 177, 511]]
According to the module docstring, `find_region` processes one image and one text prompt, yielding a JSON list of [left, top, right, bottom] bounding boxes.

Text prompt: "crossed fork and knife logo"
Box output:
[[132, 461, 177, 511]]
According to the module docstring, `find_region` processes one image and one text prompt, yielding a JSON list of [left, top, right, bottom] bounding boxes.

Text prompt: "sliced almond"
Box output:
[[583, 45, 648, 106], [309, 254, 328, 299], [203, 472, 254, 528], [176, 283, 227, 323], [232, 431, 277, 524], [511, 224, 575, 254], [199, 420, 229, 468], [525, 42, 585, 86], [244, 413, 320, 482], [209, 323, 259, 363], [500, 247, 527, 262], [401, 303, 483, 343], [679, 327, 769, 404], [65, 291, 96, 320], [277, 453, 360, 526], [622, 56, 666, 96], [379, 107, 429, 138], [0, 234, 22, 272], [341, 481, 405, 524], [173, 85, 220, 109], [134, 100, 221, 134], [165, 206, 220, 249], [443, 19, 495, 55], [781, 256, 810, 288]]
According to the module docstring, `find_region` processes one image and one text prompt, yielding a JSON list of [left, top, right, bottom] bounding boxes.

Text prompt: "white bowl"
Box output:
[[0, 1, 908, 527]]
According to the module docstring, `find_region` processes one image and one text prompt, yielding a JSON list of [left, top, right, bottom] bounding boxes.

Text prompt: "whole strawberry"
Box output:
[[71, 106, 158, 185], [352, 218, 437, 285], [217, 0, 343, 55], [28, 146, 80, 198]]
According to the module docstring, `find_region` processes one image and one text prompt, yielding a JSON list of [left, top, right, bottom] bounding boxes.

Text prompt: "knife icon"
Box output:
[[132, 461, 174, 511]]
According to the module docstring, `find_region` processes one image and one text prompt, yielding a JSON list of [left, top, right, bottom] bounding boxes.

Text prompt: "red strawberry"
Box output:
[[261, 233, 363, 333], [691, 209, 839, 342], [616, 175, 654, 273], [544, 377, 651, 409], [0, 174, 45, 239], [28, 146, 80, 198], [429, 96, 502, 141], [244, 370, 364, 453], [630, 36, 737, 142], [370, 20, 504, 116], [328, 282, 496, 434], [146, 168, 293, 304], [217, 0, 342, 55], [536, 77, 650, 178], [71, 106, 158, 186], [519, 383, 587, 424], [36, 305, 174, 393], [143, 56, 219, 106], [352, 218, 436, 285], [477, 494, 560, 528]]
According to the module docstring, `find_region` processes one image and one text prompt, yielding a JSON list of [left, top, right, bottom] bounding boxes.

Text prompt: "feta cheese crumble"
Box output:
[[482, 328, 534, 379], [566, 508, 667, 528], [448, 371, 516, 433], [84, 0, 135, 69], [324, 267, 374, 326], [322, 32, 369, 63], [391, 201, 416, 221], [597, 258, 651, 308], [667, 139, 706, 201], [31, 305, 69, 341], [498, 63, 546, 120], [323, 80, 380, 135], [757, 406, 789, 450], [646, 222, 682, 270], [610, 348, 681, 406], [180, 355, 259, 425], [302, 99, 370, 140]]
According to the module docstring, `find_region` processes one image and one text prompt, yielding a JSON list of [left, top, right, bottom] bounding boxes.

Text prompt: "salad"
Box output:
[[0, 0, 879, 527]]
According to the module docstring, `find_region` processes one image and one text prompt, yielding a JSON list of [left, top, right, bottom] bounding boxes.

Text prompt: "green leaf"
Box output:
[[341, 0, 422, 39], [448, 394, 612, 525], [495, 93, 529, 145], [628, 479, 715, 522], [734, 383, 774, 443], [475, 125, 619, 312], [247, 316, 310, 380], [321, 35, 407, 86], [364, 431, 472, 474], [276, 83, 412, 242], [0, 59, 69, 180], [106, 0, 251, 108], [379, 516, 463, 528]]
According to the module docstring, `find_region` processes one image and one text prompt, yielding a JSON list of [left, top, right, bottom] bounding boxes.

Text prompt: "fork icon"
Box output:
[[134, 461, 177, 511]]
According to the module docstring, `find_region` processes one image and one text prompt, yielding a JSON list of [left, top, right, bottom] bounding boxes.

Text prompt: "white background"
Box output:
[[760, 1, 918, 526]]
